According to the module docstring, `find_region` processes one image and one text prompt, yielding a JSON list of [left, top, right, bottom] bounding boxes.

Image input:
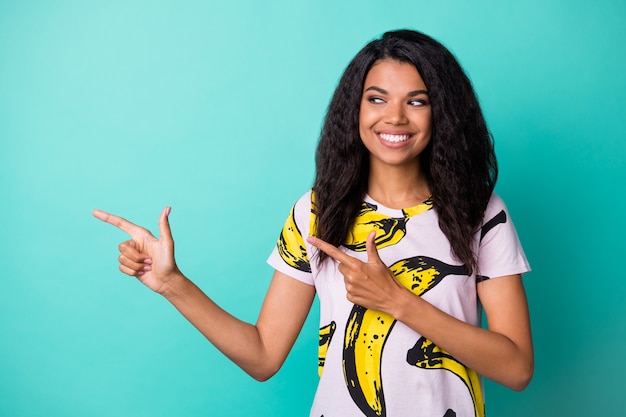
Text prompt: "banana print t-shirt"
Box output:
[[267, 191, 530, 417]]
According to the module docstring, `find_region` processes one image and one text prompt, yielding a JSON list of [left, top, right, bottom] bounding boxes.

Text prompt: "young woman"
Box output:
[[94, 30, 533, 417]]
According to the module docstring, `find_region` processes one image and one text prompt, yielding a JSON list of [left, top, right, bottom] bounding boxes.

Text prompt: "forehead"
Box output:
[[364, 59, 426, 90]]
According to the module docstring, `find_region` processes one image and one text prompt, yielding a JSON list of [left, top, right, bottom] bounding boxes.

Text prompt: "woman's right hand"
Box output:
[[93, 207, 181, 294], [93, 206, 316, 381]]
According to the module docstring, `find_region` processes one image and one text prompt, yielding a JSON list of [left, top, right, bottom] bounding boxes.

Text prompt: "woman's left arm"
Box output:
[[308, 231, 534, 391], [394, 273, 533, 391]]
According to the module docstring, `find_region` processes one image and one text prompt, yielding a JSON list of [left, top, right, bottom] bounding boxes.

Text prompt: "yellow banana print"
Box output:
[[277, 205, 311, 272], [318, 321, 336, 377], [343, 305, 388, 416], [278, 194, 432, 272], [343, 256, 468, 417], [407, 337, 485, 417], [344, 199, 433, 252]]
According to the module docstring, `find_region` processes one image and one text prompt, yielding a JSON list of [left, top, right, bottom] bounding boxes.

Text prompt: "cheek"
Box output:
[[420, 112, 433, 134], [358, 112, 367, 138], [358, 108, 377, 133]]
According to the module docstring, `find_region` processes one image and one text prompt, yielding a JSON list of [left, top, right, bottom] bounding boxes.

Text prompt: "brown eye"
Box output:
[[368, 96, 385, 104], [408, 99, 428, 106]]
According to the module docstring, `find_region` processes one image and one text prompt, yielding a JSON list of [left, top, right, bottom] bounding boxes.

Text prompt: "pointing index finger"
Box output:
[[306, 236, 357, 266], [92, 209, 148, 239]]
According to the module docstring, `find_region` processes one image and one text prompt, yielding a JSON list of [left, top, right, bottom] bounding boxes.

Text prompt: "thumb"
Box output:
[[365, 230, 383, 264], [159, 206, 174, 243]]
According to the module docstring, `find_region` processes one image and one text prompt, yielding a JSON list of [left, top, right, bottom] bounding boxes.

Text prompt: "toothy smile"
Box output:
[[379, 133, 412, 143]]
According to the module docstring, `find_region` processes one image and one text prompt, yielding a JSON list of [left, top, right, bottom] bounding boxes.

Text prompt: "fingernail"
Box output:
[[144, 259, 153, 265], [143, 266, 152, 272], [137, 271, 145, 277]]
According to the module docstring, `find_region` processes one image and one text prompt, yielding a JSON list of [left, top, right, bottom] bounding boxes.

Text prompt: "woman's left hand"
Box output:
[[307, 231, 406, 314], [308, 231, 534, 391]]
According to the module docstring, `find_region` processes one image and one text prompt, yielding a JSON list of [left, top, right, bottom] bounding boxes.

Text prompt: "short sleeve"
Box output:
[[267, 191, 315, 285], [477, 194, 531, 280]]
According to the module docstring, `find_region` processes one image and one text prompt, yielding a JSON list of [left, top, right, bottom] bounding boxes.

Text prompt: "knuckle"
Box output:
[[118, 240, 131, 251]]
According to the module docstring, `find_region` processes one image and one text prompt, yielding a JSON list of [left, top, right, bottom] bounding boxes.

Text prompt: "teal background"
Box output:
[[1, 1, 625, 415]]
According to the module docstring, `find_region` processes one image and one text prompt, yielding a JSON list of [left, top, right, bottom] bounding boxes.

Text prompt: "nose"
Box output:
[[384, 102, 408, 125]]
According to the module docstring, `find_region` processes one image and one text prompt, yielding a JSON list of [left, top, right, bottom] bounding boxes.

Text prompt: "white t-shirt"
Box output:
[[267, 191, 530, 417]]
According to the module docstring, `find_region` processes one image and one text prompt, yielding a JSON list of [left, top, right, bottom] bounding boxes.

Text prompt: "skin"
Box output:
[[93, 207, 315, 382], [359, 60, 432, 208], [307, 231, 533, 391], [93, 59, 533, 390]]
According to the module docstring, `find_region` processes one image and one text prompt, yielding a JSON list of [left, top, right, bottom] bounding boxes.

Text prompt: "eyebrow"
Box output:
[[364, 86, 429, 96]]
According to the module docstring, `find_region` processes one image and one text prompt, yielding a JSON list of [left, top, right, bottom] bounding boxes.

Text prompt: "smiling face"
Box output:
[[359, 59, 432, 174]]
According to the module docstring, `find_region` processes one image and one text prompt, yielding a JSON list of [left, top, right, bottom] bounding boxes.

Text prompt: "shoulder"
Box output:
[[477, 193, 531, 277], [479, 193, 521, 244], [295, 189, 313, 207], [485, 193, 507, 214], [285, 190, 315, 232], [291, 190, 314, 217], [481, 193, 512, 228]]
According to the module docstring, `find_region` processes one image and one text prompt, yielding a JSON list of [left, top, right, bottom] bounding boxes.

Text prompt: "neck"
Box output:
[[367, 163, 430, 209]]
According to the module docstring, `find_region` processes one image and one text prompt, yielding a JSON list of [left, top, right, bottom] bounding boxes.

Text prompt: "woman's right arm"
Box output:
[[162, 270, 315, 381], [93, 207, 316, 381]]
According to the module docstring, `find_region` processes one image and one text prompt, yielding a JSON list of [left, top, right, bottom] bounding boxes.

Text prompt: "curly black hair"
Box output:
[[312, 29, 497, 274]]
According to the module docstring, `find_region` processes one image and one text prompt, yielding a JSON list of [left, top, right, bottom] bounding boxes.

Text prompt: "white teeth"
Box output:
[[379, 133, 411, 143]]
